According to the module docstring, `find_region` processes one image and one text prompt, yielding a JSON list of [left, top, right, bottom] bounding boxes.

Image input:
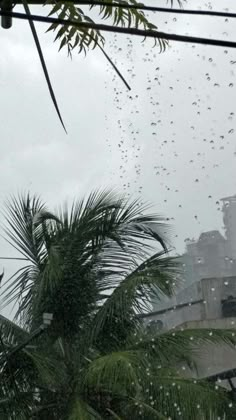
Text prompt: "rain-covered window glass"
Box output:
[[0, 0, 236, 418]]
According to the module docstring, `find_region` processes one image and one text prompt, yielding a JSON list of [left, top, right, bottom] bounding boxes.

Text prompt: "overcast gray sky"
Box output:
[[0, 0, 236, 313]]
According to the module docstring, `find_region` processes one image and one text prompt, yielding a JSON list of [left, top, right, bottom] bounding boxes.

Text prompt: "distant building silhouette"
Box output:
[[143, 277, 236, 383], [147, 195, 236, 385], [182, 194, 236, 285], [152, 194, 236, 312], [183, 230, 236, 284], [222, 194, 236, 258]]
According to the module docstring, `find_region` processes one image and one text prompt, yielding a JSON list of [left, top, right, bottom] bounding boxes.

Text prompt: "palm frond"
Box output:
[[2, 193, 60, 321], [23, 347, 67, 388], [2, 265, 39, 317], [106, 408, 124, 419], [132, 328, 236, 370], [28, 190, 169, 338], [138, 372, 232, 420], [52, 190, 169, 272], [3, 193, 48, 263], [119, 397, 168, 419], [0, 315, 29, 347], [171, 327, 236, 350], [90, 253, 179, 344], [98, 44, 131, 90], [2, 191, 233, 420], [68, 398, 103, 420], [84, 350, 144, 394], [22, 0, 66, 131], [0, 391, 34, 420]]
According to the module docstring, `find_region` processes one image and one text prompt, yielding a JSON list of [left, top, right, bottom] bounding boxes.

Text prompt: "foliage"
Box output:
[[0, 191, 235, 419], [44, 0, 168, 57]]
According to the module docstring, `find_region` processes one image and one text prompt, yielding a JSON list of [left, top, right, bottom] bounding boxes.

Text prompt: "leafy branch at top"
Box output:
[[44, 0, 167, 57]]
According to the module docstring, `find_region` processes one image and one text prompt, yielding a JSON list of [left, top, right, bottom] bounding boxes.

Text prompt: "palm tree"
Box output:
[[0, 191, 235, 419]]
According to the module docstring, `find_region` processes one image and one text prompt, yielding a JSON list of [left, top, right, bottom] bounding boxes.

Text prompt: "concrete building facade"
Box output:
[[143, 277, 236, 381], [144, 276, 236, 331], [147, 195, 236, 382], [152, 194, 236, 313], [182, 229, 236, 286], [222, 194, 236, 259]]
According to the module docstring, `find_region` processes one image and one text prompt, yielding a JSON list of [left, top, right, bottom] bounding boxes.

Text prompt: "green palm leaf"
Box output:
[[84, 350, 143, 394], [138, 373, 231, 420], [68, 398, 103, 419], [2, 193, 60, 321], [1, 191, 235, 420], [90, 252, 179, 344], [45, 0, 167, 56], [2, 191, 169, 337], [132, 328, 236, 370], [22, 0, 66, 131], [0, 314, 29, 347]]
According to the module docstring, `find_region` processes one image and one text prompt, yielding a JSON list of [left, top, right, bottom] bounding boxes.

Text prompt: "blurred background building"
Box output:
[[152, 194, 236, 313], [142, 276, 236, 384], [145, 194, 236, 384], [182, 194, 236, 286]]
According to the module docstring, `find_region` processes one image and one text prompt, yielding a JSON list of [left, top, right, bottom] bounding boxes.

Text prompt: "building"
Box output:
[[178, 194, 236, 286], [152, 229, 236, 313], [142, 276, 236, 384], [147, 194, 236, 384], [182, 230, 236, 285], [144, 276, 236, 332], [151, 194, 236, 313], [222, 194, 236, 259]]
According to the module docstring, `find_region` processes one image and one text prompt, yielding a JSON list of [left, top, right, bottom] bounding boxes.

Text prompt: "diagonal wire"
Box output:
[[76, 1, 236, 19], [1, 10, 236, 49], [11, 0, 236, 20], [21, 1, 67, 133]]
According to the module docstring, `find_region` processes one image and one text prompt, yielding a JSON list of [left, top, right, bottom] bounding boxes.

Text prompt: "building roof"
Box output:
[[198, 230, 225, 242], [221, 194, 236, 202]]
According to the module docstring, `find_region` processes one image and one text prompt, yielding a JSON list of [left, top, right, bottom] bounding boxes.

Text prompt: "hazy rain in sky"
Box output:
[[0, 0, 235, 276], [2, 3, 236, 416]]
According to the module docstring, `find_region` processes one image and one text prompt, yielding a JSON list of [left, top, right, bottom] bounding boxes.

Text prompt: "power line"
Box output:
[[1, 10, 236, 49], [66, 1, 236, 19], [11, 0, 236, 20]]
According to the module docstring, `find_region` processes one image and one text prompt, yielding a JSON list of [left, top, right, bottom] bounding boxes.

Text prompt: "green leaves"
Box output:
[[2, 190, 170, 341], [89, 252, 179, 348], [0, 314, 29, 347], [131, 328, 236, 371], [68, 399, 103, 420], [45, 1, 168, 58], [21, 0, 66, 131], [138, 373, 230, 420], [84, 350, 142, 394], [1, 191, 236, 419], [46, 1, 105, 57]]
